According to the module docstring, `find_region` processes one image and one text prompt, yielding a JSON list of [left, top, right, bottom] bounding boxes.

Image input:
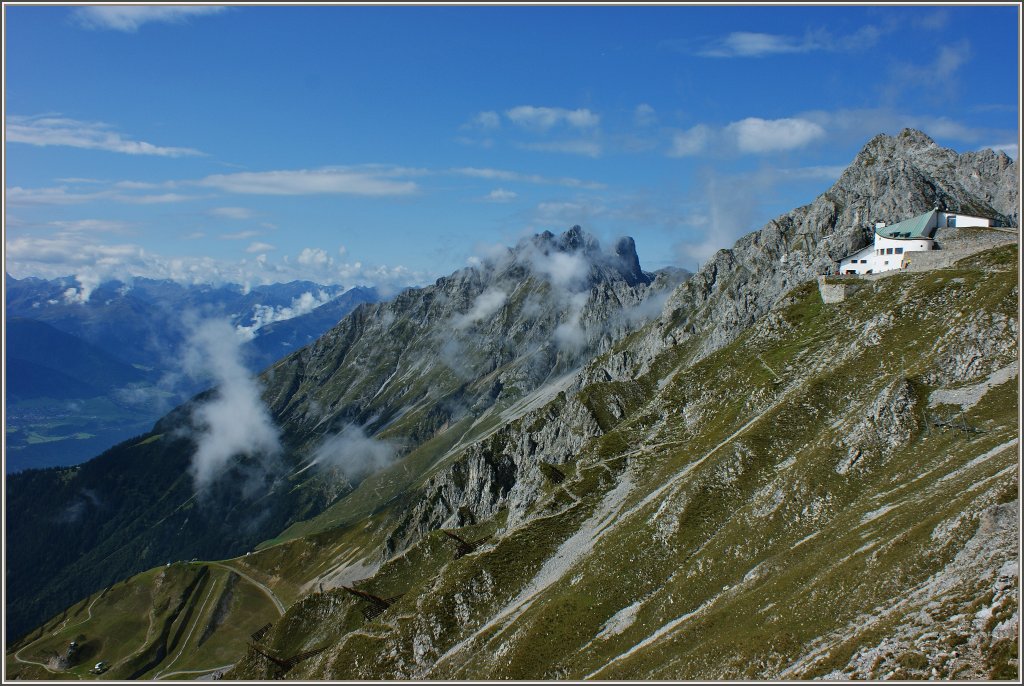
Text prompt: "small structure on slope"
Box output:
[[838, 209, 993, 276], [249, 643, 327, 677], [442, 530, 490, 559], [342, 585, 403, 620]]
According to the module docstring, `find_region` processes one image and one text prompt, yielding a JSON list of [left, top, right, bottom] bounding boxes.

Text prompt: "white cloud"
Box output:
[[311, 424, 398, 480], [698, 31, 808, 58], [198, 167, 418, 196], [297, 247, 332, 268], [668, 124, 712, 157], [5, 184, 197, 206], [553, 291, 590, 351], [246, 242, 277, 253], [221, 230, 263, 240], [520, 139, 602, 157], [183, 318, 281, 492], [687, 23, 889, 58], [452, 288, 508, 330], [235, 290, 334, 338], [466, 110, 501, 129], [7, 115, 203, 157], [452, 167, 605, 190], [211, 206, 254, 220], [888, 40, 971, 94], [634, 103, 657, 127], [725, 117, 826, 153], [74, 6, 227, 32], [506, 105, 600, 131], [484, 188, 518, 202], [48, 219, 134, 234]]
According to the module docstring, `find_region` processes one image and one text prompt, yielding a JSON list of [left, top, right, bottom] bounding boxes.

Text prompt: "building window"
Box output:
[[886, 248, 894, 254], [884, 260, 888, 265], [895, 247, 904, 254]]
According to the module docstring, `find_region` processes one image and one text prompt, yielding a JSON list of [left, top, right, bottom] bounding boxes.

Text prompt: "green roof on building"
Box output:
[[877, 209, 938, 239]]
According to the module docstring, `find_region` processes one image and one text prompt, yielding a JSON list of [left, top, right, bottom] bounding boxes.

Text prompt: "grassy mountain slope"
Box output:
[[234, 246, 1016, 680], [5, 561, 279, 681], [15, 245, 1015, 680]]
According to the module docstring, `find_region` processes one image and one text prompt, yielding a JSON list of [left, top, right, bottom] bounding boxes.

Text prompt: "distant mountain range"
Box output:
[[4, 276, 378, 472]]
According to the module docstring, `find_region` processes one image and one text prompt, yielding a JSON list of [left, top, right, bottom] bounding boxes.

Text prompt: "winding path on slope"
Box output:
[[208, 561, 286, 616], [152, 581, 218, 680], [10, 592, 107, 674]]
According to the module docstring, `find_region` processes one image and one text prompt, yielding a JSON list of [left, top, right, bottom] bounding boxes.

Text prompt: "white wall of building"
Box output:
[[839, 235, 935, 275], [938, 212, 992, 228]]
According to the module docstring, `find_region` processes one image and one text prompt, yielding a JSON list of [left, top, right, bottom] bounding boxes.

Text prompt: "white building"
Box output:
[[838, 209, 993, 275]]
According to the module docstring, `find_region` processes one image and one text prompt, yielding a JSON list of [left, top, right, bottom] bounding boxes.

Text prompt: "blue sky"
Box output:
[[4, 3, 1020, 295]]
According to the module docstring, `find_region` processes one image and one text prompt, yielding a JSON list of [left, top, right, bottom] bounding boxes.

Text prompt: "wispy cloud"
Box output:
[[246, 241, 277, 254], [683, 22, 889, 58], [221, 230, 263, 241], [73, 6, 227, 32], [197, 167, 419, 196], [483, 188, 517, 202], [5, 185, 198, 206], [452, 167, 605, 190], [210, 206, 254, 220], [48, 219, 135, 234], [633, 103, 657, 127], [668, 125, 713, 157], [464, 110, 501, 130], [505, 105, 600, 131], [886, 40, 971, 97], [696, 31, 812, 58], [519, 139, 602, 157], [7, 115, 203, 157]]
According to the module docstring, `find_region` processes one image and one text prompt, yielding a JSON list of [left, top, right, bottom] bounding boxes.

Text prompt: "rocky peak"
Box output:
[[505, 226, 651, 288]]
